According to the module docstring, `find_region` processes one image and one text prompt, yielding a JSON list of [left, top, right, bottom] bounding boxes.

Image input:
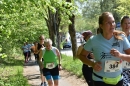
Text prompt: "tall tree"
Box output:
[[32, 0, 76, 51], [66, 0, 77, 57]]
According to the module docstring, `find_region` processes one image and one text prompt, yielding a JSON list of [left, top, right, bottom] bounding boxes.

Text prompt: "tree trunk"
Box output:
[[69, 14, 77, 58], [66, 0, 77, 58], [44, 8, 56, 46], [44, 7, 61, 48]]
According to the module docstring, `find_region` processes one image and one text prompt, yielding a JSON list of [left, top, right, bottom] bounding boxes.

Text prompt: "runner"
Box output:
[[27, 42, 32, 61], [22, 42, 28, 63], [77, 30, 94, 86], [35, 35, 47, 86], [121, 16, 130, 86], [78, 12, 130, 86], [31, 42, 38, 63], [39, 38, 62, 86]]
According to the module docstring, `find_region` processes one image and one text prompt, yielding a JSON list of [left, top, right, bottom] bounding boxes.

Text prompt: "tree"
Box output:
[[115, 0, 130, 17], [0, 0, 48, 58], [66, 0, 77, 57], [100, 0, 121, 23], [79, 0, 101, 32]]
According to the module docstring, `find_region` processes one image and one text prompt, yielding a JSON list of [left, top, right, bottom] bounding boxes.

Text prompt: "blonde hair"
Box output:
[[44, 38, 52, 45]]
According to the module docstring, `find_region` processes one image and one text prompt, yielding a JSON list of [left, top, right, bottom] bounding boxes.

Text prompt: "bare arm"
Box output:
[[76, 45, 84, 56], [35, 43, 39, 54], [56, 48, 61, 65], [111, 48, 130, 62], [78, 48, 95, 67], [39, 49, 43, 69], [78, 49, 102, 71]]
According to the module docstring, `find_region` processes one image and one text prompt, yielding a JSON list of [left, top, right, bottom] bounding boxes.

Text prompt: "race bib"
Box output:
[[46, 63, 55, 69], [104, 60, 122, 72], [122, 61, 130, 69]]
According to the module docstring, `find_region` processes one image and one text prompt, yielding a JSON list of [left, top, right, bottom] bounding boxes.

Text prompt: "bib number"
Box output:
[[46, 63, 55, 69], [104, 60, 122, 72], [122, 61, 130, 68]]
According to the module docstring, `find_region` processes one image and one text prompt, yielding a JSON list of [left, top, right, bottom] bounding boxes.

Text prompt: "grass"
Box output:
[[0, 54, 29, 86], [61, 54, 83, 78]]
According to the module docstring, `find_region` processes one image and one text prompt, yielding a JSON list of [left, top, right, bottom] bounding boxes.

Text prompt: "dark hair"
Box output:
[[98, 12, 126, 40], [121, 16, 130, 25], [96, 28, 100, 34], [82, 30, 92, 41]]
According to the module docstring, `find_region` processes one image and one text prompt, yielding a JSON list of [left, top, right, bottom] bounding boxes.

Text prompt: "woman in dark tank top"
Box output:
[[35, 35, 47, 86], [77, 30, 94, 86]]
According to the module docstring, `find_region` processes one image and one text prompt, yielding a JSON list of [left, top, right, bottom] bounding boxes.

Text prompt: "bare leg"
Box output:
[[47, 79, 53, 86], [54, 80, 58, 86], [41, 74, 45, 83]]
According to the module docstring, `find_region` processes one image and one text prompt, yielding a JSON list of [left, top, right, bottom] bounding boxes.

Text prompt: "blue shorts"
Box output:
[[43, 65, 59, 80]]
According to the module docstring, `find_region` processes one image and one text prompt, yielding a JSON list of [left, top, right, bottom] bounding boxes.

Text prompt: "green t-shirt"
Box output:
[[42, 47, 58, 68]]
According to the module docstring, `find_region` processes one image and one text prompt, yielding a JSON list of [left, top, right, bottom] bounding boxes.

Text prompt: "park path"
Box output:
[[23, 54, 87, 86]]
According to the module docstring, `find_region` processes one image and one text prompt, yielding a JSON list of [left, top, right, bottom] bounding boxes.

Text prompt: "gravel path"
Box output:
[[23, 55, 88, 86]]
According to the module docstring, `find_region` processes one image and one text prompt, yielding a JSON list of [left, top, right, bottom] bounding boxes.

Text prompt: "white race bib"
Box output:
[[46, 63, 55, 69], [122, 61, 130, 69], [104, 60, 122, 72]]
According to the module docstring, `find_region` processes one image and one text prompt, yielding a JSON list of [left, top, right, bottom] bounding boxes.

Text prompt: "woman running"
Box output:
[[77, 30, 94, 86], [39, 38, 62, 86], [78, 12, 130, 86], [121, 16, 130, 86]]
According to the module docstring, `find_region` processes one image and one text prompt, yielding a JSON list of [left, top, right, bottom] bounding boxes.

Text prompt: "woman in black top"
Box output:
[[35, 35, 47, 86], [77, 30, 94, 86]]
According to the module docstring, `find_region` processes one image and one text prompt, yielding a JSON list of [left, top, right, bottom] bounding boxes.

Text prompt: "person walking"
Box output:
[[27, 42, 32, 61], [77, 30, 94, 86], [121, 16, 130, 86], [22, 42, 29, 63], [78, 12, 130, 86], [35, 35, 47, 86], [39, 38, 62, 86]]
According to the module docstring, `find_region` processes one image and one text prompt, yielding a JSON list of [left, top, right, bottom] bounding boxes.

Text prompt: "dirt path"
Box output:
[[23, 55, 88, 86]]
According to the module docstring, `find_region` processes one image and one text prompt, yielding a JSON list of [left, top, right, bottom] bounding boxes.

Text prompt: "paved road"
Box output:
[[61, 38, 82, 56]]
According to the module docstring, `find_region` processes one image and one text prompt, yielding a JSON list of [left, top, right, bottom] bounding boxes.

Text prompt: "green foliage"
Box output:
[[0, 0, 48, 58], [115, 0, 130, 16], [0, 54, 29, 86], [61, 54, 83, 78], [75, 0, 101, 32]]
